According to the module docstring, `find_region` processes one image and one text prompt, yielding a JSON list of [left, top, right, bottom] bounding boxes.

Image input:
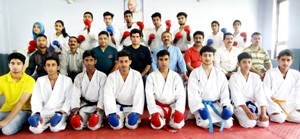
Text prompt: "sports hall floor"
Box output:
[[1, 110, 299, 139]]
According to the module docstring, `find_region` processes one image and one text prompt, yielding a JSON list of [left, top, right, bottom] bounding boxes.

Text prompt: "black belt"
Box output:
[[116, 101, 132, 111]]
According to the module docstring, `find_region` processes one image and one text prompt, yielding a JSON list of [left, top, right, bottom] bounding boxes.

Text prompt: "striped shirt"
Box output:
[[243, 45, 271, 72]]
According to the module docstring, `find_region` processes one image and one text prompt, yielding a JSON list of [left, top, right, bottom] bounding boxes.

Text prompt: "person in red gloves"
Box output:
[[172, 12, 192, 53], [78, 12, 97, 51], [233, 20, 247, 50]]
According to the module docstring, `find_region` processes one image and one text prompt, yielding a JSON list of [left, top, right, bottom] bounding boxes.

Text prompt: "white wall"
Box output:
[[0, 0, 259, 53]]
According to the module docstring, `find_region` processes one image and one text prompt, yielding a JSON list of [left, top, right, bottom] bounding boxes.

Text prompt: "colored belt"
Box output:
[[202, 100, 224, 133], [272, 99, 291, 118], [156, 101, 176, 132]]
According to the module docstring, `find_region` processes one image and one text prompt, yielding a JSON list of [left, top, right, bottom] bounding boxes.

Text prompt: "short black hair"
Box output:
[[37, 34, 47, 39], [44, 56, 59, 66], [238, 52, 252, 63], [151, 12, 161, 19], [118, 50, 131, 60], [83, 50, 96, 60], [98, 31, 109, 37], [193, 31, 205, 38], [200, 46, 216, 56], [8, 52, 26, 64], [177, 12, 187, 18], [156, 50, 170, 60], [84, 11, 93, 19], [130, 28, 142, 37], [277, 49, 294, 59], [103, 11, 114, 18], [251, 32, 261, 38], [124, 10, 133, 16], [69, 36, 79, 43], [233, 20, 241, 26], [211, 20, 220, 27], [223, 32, 234, 40]]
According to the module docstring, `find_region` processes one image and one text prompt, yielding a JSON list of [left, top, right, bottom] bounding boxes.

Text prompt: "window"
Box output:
[[274, 0, 288, 57]]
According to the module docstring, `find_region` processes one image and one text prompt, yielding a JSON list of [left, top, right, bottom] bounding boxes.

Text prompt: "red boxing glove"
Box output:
[[233, 41, 238, 46], [173, 110, 184, 123], [165, 20, 171, 31], [77, 35, 85, 43], [240, 32, 247, 39], [184, 25, 191, 34], [88, 113, 99, 128], [27, 45, 36, 53], [70, 115, 81, 129], [136, 21, 144, 30], [122, 31, 130, 39], [29, 40, 37, 48], [149, 33, 155, 40], [84, 19, 91, 29], [175, 32, 183, 40], [150, 113, 161, 127]]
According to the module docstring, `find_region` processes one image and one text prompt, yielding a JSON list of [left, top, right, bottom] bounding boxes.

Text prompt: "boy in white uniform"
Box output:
[[70, 50, 107, 130], [28, 57, 72, 134], [104, 50, 144, 130], [264, 49, 300, 123], [188, 46, 233, 133], [172, 12, 192, 53], [78, 12, 98, 51], [229, 52, 269, 128], [146, 50, 186, 131], [102, 11, 121, 51], [207, 21, 224, 49]]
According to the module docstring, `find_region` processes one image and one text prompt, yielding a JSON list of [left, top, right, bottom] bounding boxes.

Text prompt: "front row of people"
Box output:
[[1, 47, 300, 135]]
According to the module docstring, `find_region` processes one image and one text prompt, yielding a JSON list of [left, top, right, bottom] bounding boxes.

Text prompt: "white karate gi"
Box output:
[[119, 23, 140, 47], [188, 66, 233, 130], [49, 33, 69, 54], [78, 27, 98, 51], [71, 70, 107, 130], [146, 70, 186, 129], [229, 71, 269, 128], [29, 74, 72, 134], [264, 67, 300, 123], [145, 25, 166, 52], [207, 32, 224, 49], [104, 69, 144, 129], [233, 32, 246, 50], [173, 28, 193, 52]]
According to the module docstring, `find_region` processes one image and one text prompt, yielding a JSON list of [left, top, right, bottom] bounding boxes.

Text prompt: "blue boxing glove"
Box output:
[[28, 112, 40, 127], [206, 39, 213, 46], [106, 26, 114, 35], [221, 106, 233, 120], [50, 111, 63, 127], [221, 28, 227, 34], [53, 40, 60, 48], [128, 112, 139, 126], [198, 108, 209, 120], [49, 45, 55, 51], [108, 113, 119, 127]]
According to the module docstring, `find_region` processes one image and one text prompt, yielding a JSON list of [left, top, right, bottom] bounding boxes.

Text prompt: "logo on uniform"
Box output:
[[107, 55, 113, 58]]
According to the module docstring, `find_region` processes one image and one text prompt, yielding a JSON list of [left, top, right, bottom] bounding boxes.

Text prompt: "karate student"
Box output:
[[104, 50, 144, 130], [188, 46, 233, 133], [70, 50, 107, 130], [214, 33, 241, 79], [207, 21, 224, 49], [49, 20, 69, 55], [28, 57, 72, 134], [25, 34, 58, 80], [232, 20, 247, 50], [78, 11, 98, 51], [146, 50, 186, 130], [103, 11, 121, 51], [60, 36, 84, 81], [243, 32, 272, 80], [0, 53, 35, 135], [264, 49, 300, 123], [91, 31, 119, 76], [229, 52, 269, 128], [172, 12, 192, 53]]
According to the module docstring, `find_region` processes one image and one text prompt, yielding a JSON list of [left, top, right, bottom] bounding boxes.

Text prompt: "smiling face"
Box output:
[[33, 24, 41, 34], [55, 22, 64, 33], [161, 32, 172, 46], [68, 37, 79, 49], [224, 34, 234, 47]]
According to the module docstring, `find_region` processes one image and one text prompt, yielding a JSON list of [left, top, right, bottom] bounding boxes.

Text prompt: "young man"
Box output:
[[232, 20, 247, 50], [119, 10, 141, 48], [60, 36, 84, 81], [214, 33, 241, 79], [146, 50, 186, 130], [103, 11, 121, 50], [243, 32, 272, 80], [147, 12, 167, 52], [78, 11, 98, 51], [229, 52, 269, 128], [92, 31, 118, 76], [28, 57, 72, 134], [123, 29, 151, 83], [188, 46, 233, 133], [25, 34, 58, 80], [104, 50, 144, 130], [207, 21, 224, 49], [172, 12, 192, 53], [0, 53, 35, 135], [152, 31, 188, 81], [264, 49, 300, 123], [70, 50, 107, 130], [184, 31, 204, 73]]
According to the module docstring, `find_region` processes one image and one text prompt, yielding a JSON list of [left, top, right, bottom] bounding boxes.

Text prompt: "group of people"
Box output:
[[0, 10, 299, 136]]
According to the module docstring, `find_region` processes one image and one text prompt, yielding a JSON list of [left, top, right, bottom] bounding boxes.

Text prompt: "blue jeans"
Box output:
[[0, 110, 30, 135]]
